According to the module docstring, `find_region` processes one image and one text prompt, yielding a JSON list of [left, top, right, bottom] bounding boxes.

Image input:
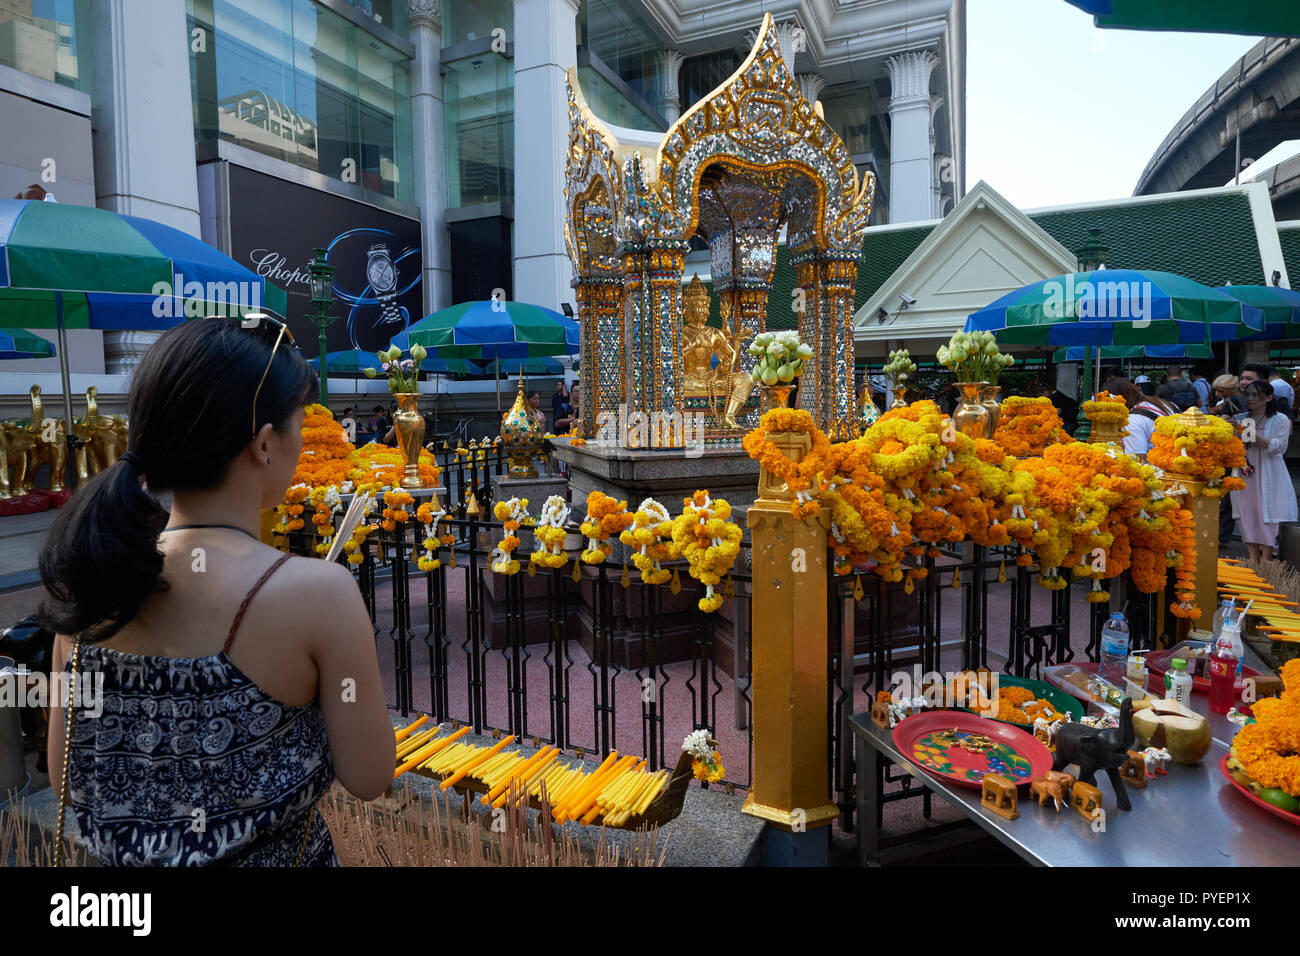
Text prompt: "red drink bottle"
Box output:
[[1207, 633, 1238, 715]]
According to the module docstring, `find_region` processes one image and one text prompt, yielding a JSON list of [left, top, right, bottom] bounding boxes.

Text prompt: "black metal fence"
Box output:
[[281, 445, 1174, 832]]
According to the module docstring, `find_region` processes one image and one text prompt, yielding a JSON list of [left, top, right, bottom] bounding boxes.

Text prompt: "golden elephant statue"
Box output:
[[25, 385, 68, 492], [74, 386, 127, 477], [0, 421, 34, 498]]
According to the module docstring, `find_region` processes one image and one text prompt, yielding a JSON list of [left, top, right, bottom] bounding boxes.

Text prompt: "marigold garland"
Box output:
[[415, 500, 447, 572], [530, 495, 572, 568], [992, 396, 1070, 457], [1231, 659, 1300, 797], [1081, 391, 1128, 426], [741, 408, 833, 519], [619, 498, 677, 585], [670, 490, 743, 612], [579, 491, 634, 564], [1148, 414, 1247, 497], [381, 489, 414, 533], [491, 497, 531, 575]]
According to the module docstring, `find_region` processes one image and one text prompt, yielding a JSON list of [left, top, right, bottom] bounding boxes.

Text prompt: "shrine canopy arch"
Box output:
[[652, 12, 874, 257]]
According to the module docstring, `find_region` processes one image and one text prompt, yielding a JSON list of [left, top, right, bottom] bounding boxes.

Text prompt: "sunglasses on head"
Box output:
[[235, 313, 300, 439]]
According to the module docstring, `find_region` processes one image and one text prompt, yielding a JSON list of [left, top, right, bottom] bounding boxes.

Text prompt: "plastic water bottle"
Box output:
[[1100, 612, 1130, 686], [1211, 599, 1236, 641], [1208, 630, 1239, 715], [1165, 658, 1193, 707]]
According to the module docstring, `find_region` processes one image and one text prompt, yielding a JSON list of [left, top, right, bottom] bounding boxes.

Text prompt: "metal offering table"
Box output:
[[851, 708, 1300, 867]]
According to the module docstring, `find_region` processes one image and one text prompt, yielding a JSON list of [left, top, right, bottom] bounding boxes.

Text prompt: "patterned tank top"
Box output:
[[64, 554, 338, 866]]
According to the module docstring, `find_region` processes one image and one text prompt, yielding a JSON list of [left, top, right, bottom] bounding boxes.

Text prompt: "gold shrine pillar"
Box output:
[[794, 251, 859, 438], [730, 283, 768, 423], [743, 429, 837, 862], [621, 242, 687, 447], [574, 274, 623, 431]]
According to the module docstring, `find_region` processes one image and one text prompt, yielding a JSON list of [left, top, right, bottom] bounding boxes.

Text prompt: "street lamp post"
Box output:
[[308, 248, 336, 408], [1074, 228, 1109, 440]]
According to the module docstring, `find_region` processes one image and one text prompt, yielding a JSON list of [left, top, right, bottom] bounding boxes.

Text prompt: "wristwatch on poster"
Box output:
[[366, 243, 402, 326]]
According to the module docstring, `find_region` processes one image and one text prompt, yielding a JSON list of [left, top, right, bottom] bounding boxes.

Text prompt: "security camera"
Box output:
[[899, 293, 917, 308]]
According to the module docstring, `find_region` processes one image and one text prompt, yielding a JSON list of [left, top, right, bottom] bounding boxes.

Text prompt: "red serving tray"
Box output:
[[892, 710, 1053, 790], [1147, 646, 1259, 695], [1218, 755, 1300, 829]]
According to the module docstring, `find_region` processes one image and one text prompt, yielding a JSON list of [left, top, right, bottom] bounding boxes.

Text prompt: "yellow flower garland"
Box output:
[[579, 491, 634, 564], [491, 497, 531, 574], [670, 490, 742, 612], [619, 497, 676, 585], [741, 408, 833, 519], [530, 495, 572, 569]]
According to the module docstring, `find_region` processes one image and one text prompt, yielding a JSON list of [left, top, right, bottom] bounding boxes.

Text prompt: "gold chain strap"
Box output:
[[53, 634, 82, 867]]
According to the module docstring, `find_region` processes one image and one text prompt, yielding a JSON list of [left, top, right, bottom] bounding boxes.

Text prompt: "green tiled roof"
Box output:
[[1028, 192, 1265, 287], [717, 190, 1266, 330], [1280, 224, 1300, 285]]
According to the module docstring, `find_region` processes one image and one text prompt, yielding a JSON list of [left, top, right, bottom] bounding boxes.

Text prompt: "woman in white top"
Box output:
[[1231, 379, 1297, 561]]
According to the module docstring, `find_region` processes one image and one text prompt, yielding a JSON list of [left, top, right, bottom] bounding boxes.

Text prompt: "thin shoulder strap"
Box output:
[[223, 553, 293, 655]]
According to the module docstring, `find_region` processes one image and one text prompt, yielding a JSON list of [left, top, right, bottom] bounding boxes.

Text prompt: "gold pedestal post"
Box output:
[[743, 430, 838, 862], [1162, 474, 1219, 643]]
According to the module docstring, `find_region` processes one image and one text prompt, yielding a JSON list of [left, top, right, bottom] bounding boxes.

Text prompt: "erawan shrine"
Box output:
[[6, 10, 1299, 878]]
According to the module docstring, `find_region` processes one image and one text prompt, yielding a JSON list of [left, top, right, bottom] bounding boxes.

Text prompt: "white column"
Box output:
[[409, 0, 451, 314], [91, 0, 199, 235], [796, 73, 825, 108], [512, 0, 580, 312], [885, 51, 938, 224], [930, 96, 944, 217], [659, 49, 684, 124], [92, 0, 200, 373]]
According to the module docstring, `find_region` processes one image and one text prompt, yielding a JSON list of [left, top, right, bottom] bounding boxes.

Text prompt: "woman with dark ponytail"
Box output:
[[40, 317, 393, 866]]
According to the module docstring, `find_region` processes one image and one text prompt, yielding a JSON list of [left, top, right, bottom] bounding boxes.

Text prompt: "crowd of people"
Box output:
[[1087, 364, 1298, 562]]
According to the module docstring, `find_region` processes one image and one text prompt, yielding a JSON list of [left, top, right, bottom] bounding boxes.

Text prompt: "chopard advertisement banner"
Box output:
[[226, 164, 423, 356]]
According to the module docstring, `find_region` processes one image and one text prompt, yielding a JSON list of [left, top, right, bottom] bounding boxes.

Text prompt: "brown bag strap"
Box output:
[[223, 553, 292, 655]]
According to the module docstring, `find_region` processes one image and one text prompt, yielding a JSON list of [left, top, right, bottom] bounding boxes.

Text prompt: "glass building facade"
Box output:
[[0, 0, 93, 91], [186, 0, 413, 203], [443, 52, 513, 208]]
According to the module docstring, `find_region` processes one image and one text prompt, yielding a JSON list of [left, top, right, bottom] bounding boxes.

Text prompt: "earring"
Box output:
[[266, 457, 271, 464]]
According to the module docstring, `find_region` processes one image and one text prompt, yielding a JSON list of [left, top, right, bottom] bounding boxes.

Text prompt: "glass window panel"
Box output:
[[577, 0, 660, 102], [576, 65, 658, 131], [442, 0, 510, 48], [187, 0, 411, 202], [680, 50, 737, 111], [0, 0, 93, 91], [444, 53, 512, 206]]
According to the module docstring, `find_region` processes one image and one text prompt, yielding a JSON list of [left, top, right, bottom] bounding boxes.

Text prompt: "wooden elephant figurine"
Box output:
[[0, 421, 34, 497], [25, 385, 68, 492], [1030, 777, 1065, 810]]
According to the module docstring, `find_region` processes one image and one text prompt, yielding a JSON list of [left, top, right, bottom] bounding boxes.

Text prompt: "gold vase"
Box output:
[[500, 379, 544, 478], [953, 382, 990, 439], [393, 392, 426, 489], [980, 383, 1002, 436], [891, 385, 908, 409], [762, 384, 793, 409]]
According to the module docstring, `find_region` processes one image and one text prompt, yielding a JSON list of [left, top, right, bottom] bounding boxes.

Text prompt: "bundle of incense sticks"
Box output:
[[325, 490, 373, 563]]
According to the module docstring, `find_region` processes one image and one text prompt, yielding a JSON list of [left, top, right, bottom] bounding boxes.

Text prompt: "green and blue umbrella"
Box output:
[[406, 300, 579, 361], [1064, 0, 1300, 37], [0, 199, 286, 486], [0, 330, 55, 360], [1052, 344, 1214, 363], [1217, 285, 1300, 341], [967, 270, 1263, 347], [0, 200, 287, 326]]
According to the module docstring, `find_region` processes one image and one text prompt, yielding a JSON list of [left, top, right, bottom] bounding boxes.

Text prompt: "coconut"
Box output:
[[1132, 698, 1212, 765]]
